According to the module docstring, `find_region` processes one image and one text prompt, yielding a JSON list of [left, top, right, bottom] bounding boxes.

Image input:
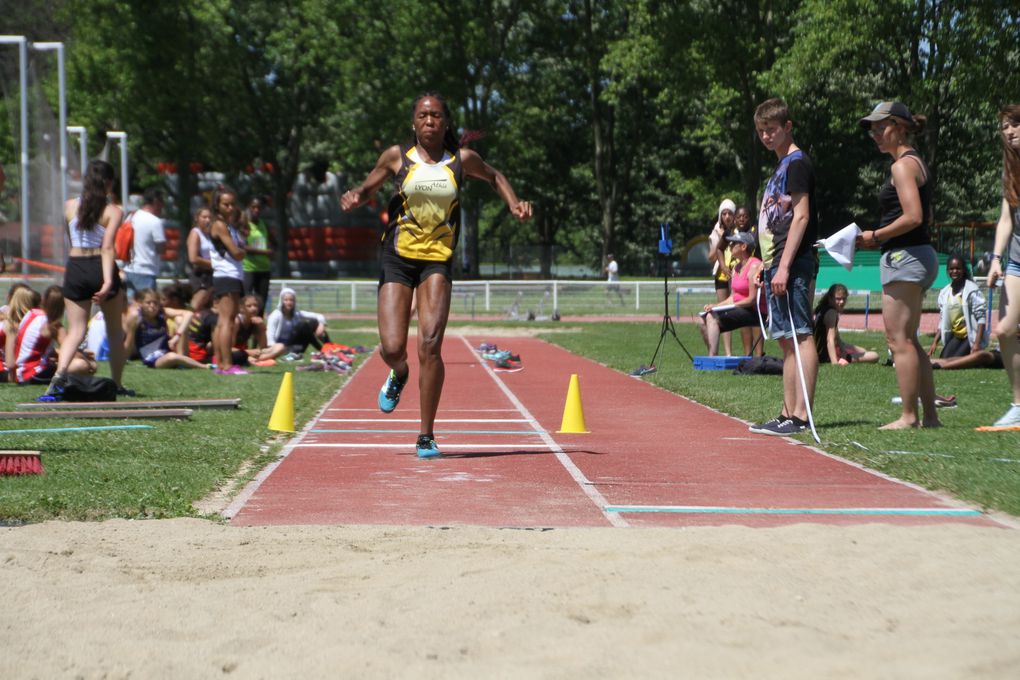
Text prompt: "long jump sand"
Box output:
[[3, 519, 1019, 678]]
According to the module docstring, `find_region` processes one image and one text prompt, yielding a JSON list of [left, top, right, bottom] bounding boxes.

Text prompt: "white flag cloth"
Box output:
[[816, 222, 861, 271]]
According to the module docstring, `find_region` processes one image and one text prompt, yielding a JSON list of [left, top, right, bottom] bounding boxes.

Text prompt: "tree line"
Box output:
[[3, 0, 1018, 277]]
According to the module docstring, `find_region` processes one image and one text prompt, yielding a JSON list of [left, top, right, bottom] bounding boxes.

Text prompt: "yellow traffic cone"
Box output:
[[557, 373, 589, 433], [268, 372, 295, 433]]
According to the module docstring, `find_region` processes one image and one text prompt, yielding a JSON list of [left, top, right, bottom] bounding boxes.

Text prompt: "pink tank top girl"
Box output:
[[731, 257, 766, 312]]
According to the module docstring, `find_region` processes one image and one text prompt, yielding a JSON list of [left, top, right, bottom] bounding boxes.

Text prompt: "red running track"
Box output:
[[229, 336, 1001, 529]]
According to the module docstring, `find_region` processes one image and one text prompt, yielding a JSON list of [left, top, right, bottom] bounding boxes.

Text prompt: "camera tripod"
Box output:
[[647, 255, 694, 368]]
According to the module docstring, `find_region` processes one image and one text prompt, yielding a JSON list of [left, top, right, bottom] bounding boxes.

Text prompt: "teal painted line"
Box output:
[[0, 425, 156, 435], [311, 428, 540, 435], [603, 506, 982, 517]]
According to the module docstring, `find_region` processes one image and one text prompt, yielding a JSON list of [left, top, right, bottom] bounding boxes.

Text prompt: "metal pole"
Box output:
[[31, 43, 66, 209], [106, 131, 128, 208], [66, 126, 88, 176], [1, 36, 30, 274]]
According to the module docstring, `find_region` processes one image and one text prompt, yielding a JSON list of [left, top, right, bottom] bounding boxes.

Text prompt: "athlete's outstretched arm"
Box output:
[[340, 145, 403, 211], [460, 149, 532, 221]]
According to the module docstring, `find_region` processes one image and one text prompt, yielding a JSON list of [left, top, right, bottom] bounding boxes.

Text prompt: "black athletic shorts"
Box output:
[[62, 255, 122, 302], [212, 276, 244, 299], [379, 248, 452, 288], [714, 305, 762, 333], [189, 268, 213, 292]]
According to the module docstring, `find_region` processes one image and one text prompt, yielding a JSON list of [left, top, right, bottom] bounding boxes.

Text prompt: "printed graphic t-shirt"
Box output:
[[384, 145, 463, 262], [757, 150, 818, 268]]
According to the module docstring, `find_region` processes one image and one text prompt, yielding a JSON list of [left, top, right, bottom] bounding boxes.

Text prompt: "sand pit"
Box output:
[[3, 519, 1020, 678]]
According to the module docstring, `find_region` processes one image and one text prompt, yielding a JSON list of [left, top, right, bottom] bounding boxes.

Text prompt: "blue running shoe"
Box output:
[[37, 374, 68, 402], [378, 369, 407, 413], [416, 434, 442, 459]]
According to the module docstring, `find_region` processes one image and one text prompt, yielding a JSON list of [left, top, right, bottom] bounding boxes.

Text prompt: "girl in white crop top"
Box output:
[[42, 159, 131, 400], [67, 214, 106, 249]]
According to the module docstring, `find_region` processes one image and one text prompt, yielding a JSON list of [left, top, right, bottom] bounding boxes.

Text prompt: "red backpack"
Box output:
[[114, 213, 134, 262]]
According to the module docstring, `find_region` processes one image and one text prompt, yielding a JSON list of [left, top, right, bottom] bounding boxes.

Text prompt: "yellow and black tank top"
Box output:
[[384, 144, 463, 261]]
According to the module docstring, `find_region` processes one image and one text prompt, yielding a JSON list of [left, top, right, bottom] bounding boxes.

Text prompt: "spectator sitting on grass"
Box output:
[[14, 286, 96, 385], [259, 287, 329, 361], [124, 288, 207, 370], [0, 282, 33, 381], [933, 328, 1018, 370], [928, 254, 987, 359], [236, 294, 268, 358], [159, 281, 196, 355], [185, 300, 251, 368], [813, 283, 880, 365]]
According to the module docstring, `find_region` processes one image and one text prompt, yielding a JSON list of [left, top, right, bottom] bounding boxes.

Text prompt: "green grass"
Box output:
[[2, 318, 1017, 522], [0, 326, 377, 523], [540, 321, 1020, 516]]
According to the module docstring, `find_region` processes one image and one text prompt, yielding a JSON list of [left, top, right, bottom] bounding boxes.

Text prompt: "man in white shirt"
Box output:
[[605, 253, 623, 304], [123, 187, 166, 299]]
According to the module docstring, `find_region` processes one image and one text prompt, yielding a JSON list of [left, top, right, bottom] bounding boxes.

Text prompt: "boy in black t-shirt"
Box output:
[[749, 98, 820, 436]]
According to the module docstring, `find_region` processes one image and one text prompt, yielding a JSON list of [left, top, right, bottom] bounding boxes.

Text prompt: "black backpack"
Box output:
[[62, 375, 118, 402], [732, 356, 784, 375]]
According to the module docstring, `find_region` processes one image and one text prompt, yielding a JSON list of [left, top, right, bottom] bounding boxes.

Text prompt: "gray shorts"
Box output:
[[880, 245, 938, 290]]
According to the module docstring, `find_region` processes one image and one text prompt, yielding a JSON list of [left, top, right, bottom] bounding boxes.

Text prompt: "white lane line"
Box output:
[[294, 443, 550, 449], [327, 408, 519, 413], [318, 418, 531, 423], [459, 336, 628, 528]]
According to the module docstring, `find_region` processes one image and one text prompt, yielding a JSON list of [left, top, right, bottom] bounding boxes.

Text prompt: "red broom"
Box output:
[[0, 451, 44, 476]]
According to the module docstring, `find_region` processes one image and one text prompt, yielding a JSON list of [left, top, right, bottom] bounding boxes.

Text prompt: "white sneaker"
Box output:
[[992, 404, 1020, 428]]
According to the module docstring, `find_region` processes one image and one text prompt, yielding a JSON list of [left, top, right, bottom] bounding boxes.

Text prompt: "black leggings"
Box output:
[[280, 318, 330, 355], [940, 335, 971, 358]]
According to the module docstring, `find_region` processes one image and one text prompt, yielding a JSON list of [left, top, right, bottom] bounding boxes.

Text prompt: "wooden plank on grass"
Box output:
[[0, 409, 193, 420], [15, 398, 240, 411]]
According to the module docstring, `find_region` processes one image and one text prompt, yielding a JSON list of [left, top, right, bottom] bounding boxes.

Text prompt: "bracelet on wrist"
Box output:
[[992, 253, 1003, 261]]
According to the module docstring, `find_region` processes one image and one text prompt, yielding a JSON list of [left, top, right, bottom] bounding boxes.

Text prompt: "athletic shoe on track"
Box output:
[[416, 434, 442, 459], [992, 404, 1020, 428], [748, 415, 786, 434], [493, 358, 523, 372], [378, 370, 407, 413], [482, 350, 512, 362]]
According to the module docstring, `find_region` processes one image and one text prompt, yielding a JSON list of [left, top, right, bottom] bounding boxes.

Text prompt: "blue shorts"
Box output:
[[764, 256, 814, 340], [1006, 258, 1020, 278]]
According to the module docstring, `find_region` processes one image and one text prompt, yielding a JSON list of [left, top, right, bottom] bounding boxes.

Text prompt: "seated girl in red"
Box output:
[[14, 286, 95, 384]]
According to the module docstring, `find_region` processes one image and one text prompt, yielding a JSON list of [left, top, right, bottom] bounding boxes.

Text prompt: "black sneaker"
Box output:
[[116, 386, 136, 398], [749, 415, 786, 434]]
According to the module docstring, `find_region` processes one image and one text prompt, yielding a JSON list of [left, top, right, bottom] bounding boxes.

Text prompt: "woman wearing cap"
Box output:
[[857, 101, 940, 429], [708, 198, 738, 355], [697, 230, 765, 356], [985, 104, 1020, 429]]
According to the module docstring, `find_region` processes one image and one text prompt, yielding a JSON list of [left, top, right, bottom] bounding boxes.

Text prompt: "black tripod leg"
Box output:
[[664, 315, 695, 361]]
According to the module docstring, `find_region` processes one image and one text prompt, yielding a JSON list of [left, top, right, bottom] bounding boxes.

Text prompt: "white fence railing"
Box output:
[[5, 276, 1003, 334]]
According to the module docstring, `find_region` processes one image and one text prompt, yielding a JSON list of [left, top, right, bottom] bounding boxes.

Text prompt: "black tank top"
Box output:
[[878, 150, 932, 252]]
